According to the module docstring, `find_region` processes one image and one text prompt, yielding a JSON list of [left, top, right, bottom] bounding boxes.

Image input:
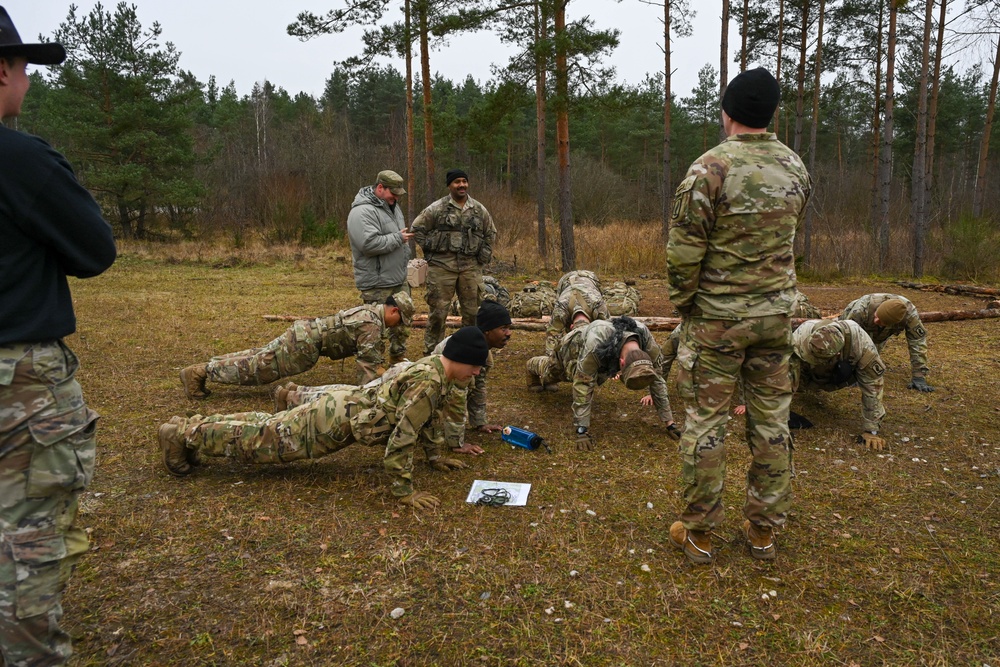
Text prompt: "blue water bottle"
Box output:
[[501, 426, 551, 453]]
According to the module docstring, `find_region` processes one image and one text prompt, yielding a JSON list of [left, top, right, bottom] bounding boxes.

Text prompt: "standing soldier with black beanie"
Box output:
[[666, 67, 811, 564], [0, 8, 117, 664]]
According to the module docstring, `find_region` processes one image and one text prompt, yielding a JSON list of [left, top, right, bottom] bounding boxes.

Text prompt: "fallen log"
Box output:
[[894, 281, 1000, 297], [265, 308, 1000, 331]]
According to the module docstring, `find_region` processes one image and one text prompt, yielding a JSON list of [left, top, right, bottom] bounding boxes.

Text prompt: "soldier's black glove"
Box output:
[[908, 377, 935, 392], [666, 423, 682, 442], [575, 426, 595, 451]]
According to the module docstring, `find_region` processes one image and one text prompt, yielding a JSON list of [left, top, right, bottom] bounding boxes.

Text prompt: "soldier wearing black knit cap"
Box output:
[[412, 169, 498, 355], [433, 301, 514, 454]]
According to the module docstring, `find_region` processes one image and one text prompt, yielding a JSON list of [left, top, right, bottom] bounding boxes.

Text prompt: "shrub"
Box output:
[[942, 215, 1000, 281]]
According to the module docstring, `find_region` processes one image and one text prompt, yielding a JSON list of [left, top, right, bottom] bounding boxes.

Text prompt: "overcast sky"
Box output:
[[13, 0, 746, 101]]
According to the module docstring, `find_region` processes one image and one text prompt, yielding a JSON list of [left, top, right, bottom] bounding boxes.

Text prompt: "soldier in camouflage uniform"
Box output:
[[159, 327, 491, 509], [0, 13, 117, 663], [347, 170, 413, 364], [838, 293, 933, 392], [791, 320, 887, 448], [666, 67, 811, 564], [432, 302, 513, 453], [791, 289, 823, 319], [279, 302, 514, 457], [179, 293, 415, 398], [527, 317, 680, 449], [412, 169, 498, 354], [545, 271, 610, 356]]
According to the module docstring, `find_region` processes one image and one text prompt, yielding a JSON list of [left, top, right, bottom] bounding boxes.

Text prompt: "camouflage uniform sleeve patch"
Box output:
[[870, 359, 886, 376], [670, 175, 697, 224]]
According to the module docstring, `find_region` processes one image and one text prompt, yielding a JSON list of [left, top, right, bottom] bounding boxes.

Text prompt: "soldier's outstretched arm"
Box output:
[[904, 308, 932, 389]]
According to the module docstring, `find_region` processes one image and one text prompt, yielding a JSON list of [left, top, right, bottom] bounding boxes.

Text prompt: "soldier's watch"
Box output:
[[576, 426, 588, 435]]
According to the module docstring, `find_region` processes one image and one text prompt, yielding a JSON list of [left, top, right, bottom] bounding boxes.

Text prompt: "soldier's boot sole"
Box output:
[[180, 364, 211, 399], [159, 420, 193, 476]]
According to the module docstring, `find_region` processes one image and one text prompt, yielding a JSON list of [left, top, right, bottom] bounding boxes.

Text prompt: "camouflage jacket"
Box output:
[[319, 304, 388, 382], [412, 195, 497, 271], [667, 133, 811, 319], [555, 319, 672, 428], [792, 319, 886, 433], [546, 273, 609, 356], [370, 355, 459, 467], [838, 293, 928, 379], [432, 335, 495, 443]]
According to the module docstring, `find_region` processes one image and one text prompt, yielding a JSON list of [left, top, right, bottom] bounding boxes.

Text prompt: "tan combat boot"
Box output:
[[271, 382, 299, 412], [669, 521, 713, 565], [526, 367, 543, 393], [159, 417, 193, 476], [743, 520, 777, 561], [180, 363, 210, 399]]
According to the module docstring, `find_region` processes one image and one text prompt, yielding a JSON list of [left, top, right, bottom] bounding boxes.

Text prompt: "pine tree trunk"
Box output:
[[877, 1, 898, 271], [869, 2, 884, 236], [793, 0, 809, 154], [719, 0, 730, 143], [419, 1, 436, 205], [741, 0, 749, 71], [925, 0, 947, 227], [555, 1, 575, 271], [662, 0, 673, 239], [911, 0, 934, 277], [776, 0, 784, 138], [535, 1, 548, 265], [405, 0, 416, 240], [973, 35, 1000, 218], [803, 0, 825, 267]]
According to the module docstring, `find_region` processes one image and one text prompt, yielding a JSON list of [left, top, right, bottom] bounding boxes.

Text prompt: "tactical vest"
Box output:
[[424, 204, 488, 256]]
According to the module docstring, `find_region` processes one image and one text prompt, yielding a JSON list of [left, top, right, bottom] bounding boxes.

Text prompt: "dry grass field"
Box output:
[[61, 242, 998, 666]]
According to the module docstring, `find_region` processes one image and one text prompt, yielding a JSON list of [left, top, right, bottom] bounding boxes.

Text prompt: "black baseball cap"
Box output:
[[0, 7, 66, 66]]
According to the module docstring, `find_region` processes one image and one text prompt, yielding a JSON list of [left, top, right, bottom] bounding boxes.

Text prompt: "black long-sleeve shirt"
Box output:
[[0, 126, 116, 344]]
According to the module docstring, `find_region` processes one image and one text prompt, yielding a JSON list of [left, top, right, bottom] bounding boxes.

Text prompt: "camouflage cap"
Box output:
[[389, 291, 415, 324], [875, 299, 907, 327], [807, 325, 845, 359], [620, 349, 657, 391], [376, 170, 406, 196]]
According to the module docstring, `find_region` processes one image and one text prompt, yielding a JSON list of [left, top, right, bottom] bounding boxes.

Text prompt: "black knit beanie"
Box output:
[[477, 301, 511, 332], [721, 67, 781, 129], [443, 326, 490, 366], [446, 169, 469, 185]]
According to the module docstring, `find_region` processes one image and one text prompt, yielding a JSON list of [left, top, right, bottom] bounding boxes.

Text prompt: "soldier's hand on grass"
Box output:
[[858, 432, 886, 451], [430, 457, 469, 472], [575, 426, 594, 451], [639, 395, 653, 407], [733, 404, 747, 415], [666, 422, 683, 442], [452, 443, 485, 456], [397, 491, 440, 510], [908, 377, 935, 392], [476, 424, 502, 433]]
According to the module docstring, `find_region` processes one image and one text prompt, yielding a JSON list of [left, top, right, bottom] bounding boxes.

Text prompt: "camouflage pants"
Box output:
[[526, 355, 565, 388], [423, 265, 482, 354], [675, 315, 793, 532], [206, 317, 358, 386], [178, 389, 431, 497], [360, 284, 410, 362], [0, 342, 97, 667]]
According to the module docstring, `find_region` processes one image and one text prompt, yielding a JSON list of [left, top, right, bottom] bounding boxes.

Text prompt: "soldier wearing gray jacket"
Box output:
[[347, 170, 413, 362]]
